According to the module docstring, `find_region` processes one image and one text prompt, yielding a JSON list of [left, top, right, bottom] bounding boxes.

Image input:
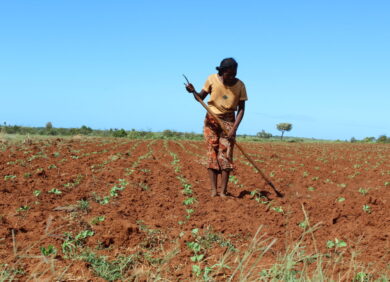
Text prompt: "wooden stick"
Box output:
[[184, 74, 283, 197]]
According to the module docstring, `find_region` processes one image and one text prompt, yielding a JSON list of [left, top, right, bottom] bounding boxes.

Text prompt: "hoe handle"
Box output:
[[188, 86, 283, 197]]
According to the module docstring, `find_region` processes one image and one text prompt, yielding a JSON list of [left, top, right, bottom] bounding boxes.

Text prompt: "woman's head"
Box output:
[[216, 58, 238, 76]]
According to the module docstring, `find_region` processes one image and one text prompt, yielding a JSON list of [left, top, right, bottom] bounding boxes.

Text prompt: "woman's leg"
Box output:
[[208, 168, 218, 196], [220, 170, 230, 197]]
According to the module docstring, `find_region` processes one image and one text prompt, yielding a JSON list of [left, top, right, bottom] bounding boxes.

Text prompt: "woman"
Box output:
[[185, 58, 248, 197]]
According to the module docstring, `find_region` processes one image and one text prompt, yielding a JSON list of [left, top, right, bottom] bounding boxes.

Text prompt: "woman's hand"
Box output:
[[185, 83, 195, 93]]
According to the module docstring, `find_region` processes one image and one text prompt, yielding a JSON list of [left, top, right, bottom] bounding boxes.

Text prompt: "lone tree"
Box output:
[[276, 123, 292, 140], [46, 122, 53, 130]]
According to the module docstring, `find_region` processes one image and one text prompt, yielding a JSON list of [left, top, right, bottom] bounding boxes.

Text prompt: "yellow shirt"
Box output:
[[202, 74, 248, 115]]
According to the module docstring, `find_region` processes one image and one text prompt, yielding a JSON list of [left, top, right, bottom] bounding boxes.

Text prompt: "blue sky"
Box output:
[[1, 0, 389, 140]]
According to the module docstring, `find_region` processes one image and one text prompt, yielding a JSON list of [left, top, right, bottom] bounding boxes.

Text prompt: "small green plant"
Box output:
[[4, 175, 16, 181], [48, 188, 62, 195], [362, 205, 371, 214], [33, 190, 41, 197], [326, 238, 347, 249], [17, 205, 30, 212], [307, 186, 316, 191], [358, 188, 369, 195], [183, 197, 196, 205], [23, 173, 31, 179], [384, 182, 390, 186], [91, 216, 105, 225], [229, 175, 239, 184], [337, 197, 345, 202], [40, 245, 57, 256], [298, 220, 308, 229], [272, 206, 284, 213], [353, 271, 372, 282], [48, 164, 57, 169]]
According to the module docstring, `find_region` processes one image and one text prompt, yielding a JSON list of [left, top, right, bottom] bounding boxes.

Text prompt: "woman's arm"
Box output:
[[185, 83, 208, 100], [228, 101, 245, 139]]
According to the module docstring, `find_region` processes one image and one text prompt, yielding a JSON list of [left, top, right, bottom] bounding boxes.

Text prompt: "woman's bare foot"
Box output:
[[220, 192, 228, 197], [211, 189, 217, 197]]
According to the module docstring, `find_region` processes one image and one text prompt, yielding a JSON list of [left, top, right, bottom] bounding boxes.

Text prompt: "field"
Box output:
[[0, 137, 389, 281]]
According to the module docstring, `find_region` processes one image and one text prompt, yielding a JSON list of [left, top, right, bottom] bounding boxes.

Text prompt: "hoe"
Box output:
[[183, 75, 283, 198]]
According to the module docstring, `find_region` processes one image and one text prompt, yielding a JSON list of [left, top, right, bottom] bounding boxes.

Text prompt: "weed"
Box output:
[[77, 199, 90, 211], [23, 172, 31, 178], [80, 252, 137, 281], [48, 164, 57, 169], [337, 197, 346, 202]]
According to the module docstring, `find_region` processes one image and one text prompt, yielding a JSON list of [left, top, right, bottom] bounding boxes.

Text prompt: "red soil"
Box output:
[[0, 138, 389, 280]]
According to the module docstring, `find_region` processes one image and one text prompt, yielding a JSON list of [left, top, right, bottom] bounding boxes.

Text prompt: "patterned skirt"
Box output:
[[203, 112, 235, 172]]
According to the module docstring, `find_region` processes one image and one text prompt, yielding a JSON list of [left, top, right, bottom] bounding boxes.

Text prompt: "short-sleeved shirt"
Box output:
[[202, 74, 248, 115]]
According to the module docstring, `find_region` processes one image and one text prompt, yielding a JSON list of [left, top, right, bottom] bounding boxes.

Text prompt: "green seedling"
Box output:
[[53, 152, 60, 157], [385, 182, 390, 186], [48, 188, 62, 195], [337, 197, 345, 202], [23, 172, 32, 178], [229, 175, 239, 184], [139, 182, 149, 191], [358, 188, 369, 195], [17, 205, 30, 212], [337, 183, 347, 188], [326, 238, 347, 249], [183, 197, 196, 205], [362, 205, 371, 214], [48, 164, 57, 169], [182, 183, 193, 195], [272, 206, 284, 213], [33, 190, 41, 197], [91, 216, 105, 225], [307, 186, 316, 191], [298, 220, 308, 229], [40, 245, 57, 256], [4, 175, 16, 181]]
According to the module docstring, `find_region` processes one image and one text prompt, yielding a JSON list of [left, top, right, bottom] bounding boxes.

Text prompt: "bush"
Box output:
[[112, 129, 128, 138], [257, 130, 272, 139]]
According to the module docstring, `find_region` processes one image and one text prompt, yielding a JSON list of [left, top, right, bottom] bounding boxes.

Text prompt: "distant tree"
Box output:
[[46, 122, 53, 130], [362, 136, 376, 143], [79, 125, 93, 135], [257, 130, 272, 139], [350, 137, 357, 143], [276, 123, 292, 140], [377, 135, 389, 143]]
